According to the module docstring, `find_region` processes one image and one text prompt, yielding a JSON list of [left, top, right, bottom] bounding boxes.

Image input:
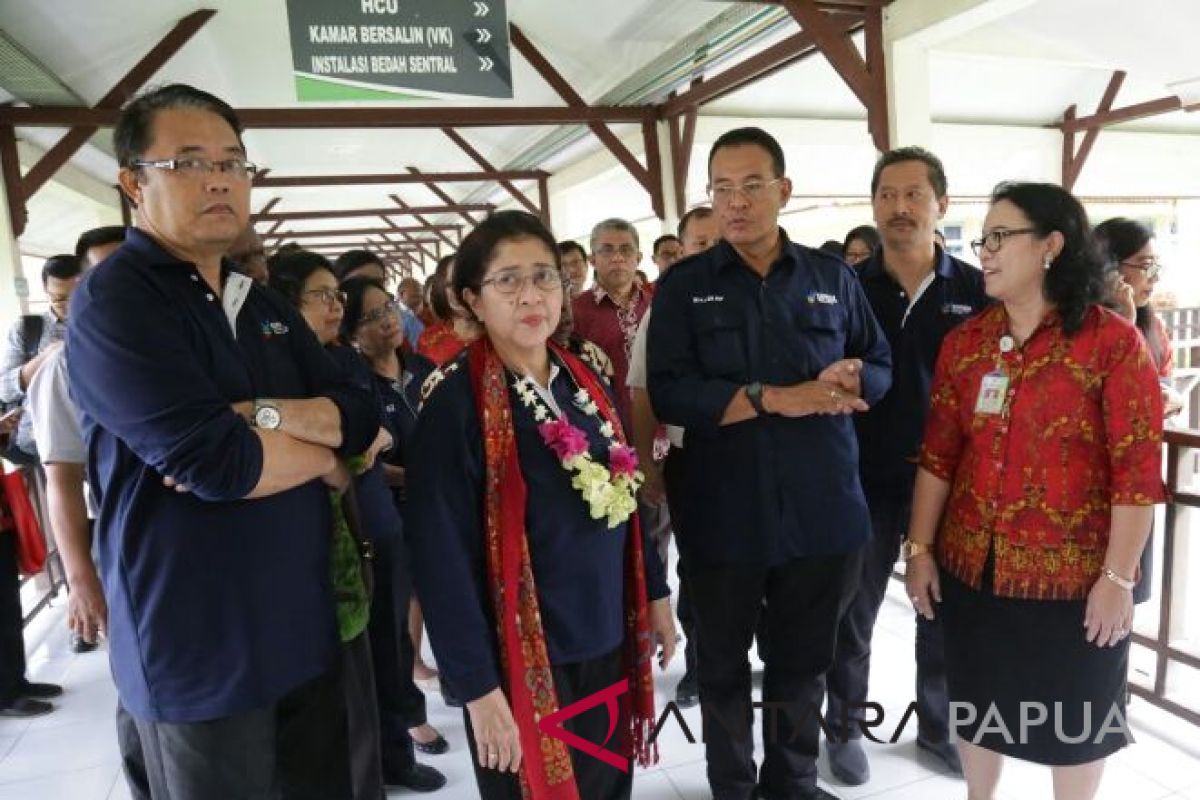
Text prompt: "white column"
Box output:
[[883, 0, 1040, 149]]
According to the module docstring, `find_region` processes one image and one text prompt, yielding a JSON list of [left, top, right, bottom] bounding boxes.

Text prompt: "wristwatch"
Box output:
[[252, 399, 282, 431], [746, 382, 769, 417], [900, 539, 931, 561]]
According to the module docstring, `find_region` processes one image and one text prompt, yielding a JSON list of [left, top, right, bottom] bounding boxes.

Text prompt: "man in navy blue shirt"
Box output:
[[68, 84, 378, 800], [823, 147, 989, 785], [647, 127, 891, 800]]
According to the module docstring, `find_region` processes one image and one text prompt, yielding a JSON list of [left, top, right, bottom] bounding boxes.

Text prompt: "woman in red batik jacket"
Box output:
[[904, 182, 1166, 800]]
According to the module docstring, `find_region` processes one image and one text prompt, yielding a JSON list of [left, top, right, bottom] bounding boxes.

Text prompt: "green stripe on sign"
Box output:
[[294, 75, 425, 102]]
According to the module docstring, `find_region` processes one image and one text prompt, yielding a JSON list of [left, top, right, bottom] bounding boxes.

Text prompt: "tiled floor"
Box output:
[[3, 577, 1198, 799]]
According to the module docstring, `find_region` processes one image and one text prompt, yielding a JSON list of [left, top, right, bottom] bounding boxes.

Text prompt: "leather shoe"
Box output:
[[0, 696, 53, 718], [826, 737, 869, 785], [18, 680, 62, 699], [413, 733, 449, 755], [70, 632, 98, 654], [917, 736, 964, 776], [674, 673, 699, 709], [384, 762, 447, 792]]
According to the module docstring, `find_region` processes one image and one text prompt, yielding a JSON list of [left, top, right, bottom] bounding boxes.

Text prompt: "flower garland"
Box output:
[[512, 375, 643, 528]]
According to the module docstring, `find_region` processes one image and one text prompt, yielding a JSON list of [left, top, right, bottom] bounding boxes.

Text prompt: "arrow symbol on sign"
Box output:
[[479, 56, 494, 71], [474, 2, 490, 16], [476, 28, 492, 44]]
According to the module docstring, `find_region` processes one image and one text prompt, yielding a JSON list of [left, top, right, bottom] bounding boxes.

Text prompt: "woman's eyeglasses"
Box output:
[[480, 267, 564, 295], [358, 300, 401, 327], [1120, 258, 1163, 280], [302, 288, 347, 308], [969, 228, 1038, 257]]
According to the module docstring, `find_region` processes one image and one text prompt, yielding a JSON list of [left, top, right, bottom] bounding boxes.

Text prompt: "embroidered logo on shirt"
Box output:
[[942, 303, 974, 316], [260, 321, 290, 338], [691, 295, 724, 304], [806, 292, 839, 305], [419, 360, 461, 405]]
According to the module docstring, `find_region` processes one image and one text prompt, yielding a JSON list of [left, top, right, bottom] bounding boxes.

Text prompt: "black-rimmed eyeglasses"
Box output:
[[970, 228, 1038, 257]]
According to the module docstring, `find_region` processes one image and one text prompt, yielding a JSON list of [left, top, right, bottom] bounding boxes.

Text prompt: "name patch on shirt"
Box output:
[[260, 321, 290, 338], [806, 291, 839, 306], [942, 303, 974, 316], [691, 295, 724, 304]]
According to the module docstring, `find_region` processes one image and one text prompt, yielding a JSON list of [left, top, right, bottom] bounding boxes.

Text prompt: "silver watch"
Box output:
[[253, 400, 282, 431]]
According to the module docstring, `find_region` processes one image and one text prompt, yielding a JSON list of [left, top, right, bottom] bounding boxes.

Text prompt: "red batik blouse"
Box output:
[[919, 303, 1167, 600]]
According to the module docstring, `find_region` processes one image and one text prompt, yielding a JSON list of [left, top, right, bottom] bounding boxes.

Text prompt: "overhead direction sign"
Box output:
[[285, 0, 512, 101]]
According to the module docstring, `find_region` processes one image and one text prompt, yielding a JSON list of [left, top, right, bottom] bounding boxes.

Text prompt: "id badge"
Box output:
[[974, 371, 1009, 415]]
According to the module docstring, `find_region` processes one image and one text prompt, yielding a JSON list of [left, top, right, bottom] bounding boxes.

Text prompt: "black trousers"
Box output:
[[343, 633, 385, 800], [661, 448, 696, 678], [464, 648, 632, 800], [134, 666, 351, 800], [825, 493, 950, 743], [0, 532, 26, 704], [690, 552, 861, 800], [367, 529, 424, 774]]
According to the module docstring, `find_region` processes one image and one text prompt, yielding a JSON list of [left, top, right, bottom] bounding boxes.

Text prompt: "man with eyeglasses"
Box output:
[[571, 217, 652, 428], [68, 84, 378, 799], [824, 147, 989, 787], [648, 127, 891, 800], [0, 253, 87, 465]]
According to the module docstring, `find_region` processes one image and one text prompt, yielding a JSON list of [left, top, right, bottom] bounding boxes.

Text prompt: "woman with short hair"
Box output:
[[407, 211, 677, 800]]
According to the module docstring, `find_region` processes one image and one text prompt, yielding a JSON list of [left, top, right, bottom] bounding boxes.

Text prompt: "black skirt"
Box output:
[[940, 567, 1133, 766]]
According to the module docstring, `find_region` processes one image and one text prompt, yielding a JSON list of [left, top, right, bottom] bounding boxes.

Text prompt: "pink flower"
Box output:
[[538, 419, 589, 461], [608, 444, 639, 477]]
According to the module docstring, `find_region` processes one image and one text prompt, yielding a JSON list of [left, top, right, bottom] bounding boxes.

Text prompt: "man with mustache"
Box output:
[[823, 147, 988, 785]]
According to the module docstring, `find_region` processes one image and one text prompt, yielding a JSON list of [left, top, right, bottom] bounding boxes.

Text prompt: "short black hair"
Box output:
[[114, 84, 244, 170], [41, 254, 83, 286], [558, 240, 587, 261], [266, 248, 336, 307], [871, 146, 948, 199], [990, 181, 1103, 336], [653, 234, 680, 256], [332, 249, 386, 281], [842, 224, 880, 254], [677, 206, 713, 239], [74, 226, 126, 261], [339, 276, 390, 343], [708, 127, 785, 178], [819, 240, 843, 256]]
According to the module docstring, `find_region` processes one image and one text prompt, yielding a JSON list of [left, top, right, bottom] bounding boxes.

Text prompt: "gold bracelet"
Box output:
[[1102, 567, 1136, 591]]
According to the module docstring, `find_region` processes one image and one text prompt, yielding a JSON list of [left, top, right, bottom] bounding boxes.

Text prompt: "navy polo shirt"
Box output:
[[372, 351, 435, 472], [646, 233, 892, 566], [406, 352, 670, 703], [327, 345, 403, 543], [854, 246, 989, 499], [67, 228, 378, 723]]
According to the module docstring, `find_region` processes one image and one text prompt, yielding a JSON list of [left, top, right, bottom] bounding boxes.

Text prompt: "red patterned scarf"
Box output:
[[466, 336, 657, 799]]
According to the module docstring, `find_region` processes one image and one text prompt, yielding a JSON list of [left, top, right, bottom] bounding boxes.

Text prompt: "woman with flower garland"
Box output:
[[407, 210, 676, 800]]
